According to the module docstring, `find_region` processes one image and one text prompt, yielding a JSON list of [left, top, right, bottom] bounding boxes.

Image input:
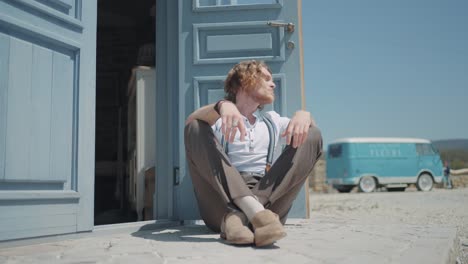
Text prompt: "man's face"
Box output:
[[250, 67, 276, 105]]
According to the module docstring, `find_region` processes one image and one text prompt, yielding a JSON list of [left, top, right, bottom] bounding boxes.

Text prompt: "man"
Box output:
[[444, 161, 452, 189], [184, 60, 322, 247]]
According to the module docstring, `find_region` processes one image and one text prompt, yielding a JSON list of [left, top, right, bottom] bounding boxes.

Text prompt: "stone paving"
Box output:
[[0, 214, 456, 264]]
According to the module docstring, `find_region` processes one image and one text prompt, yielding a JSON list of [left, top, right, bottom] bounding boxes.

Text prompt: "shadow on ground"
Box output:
[[131, 224, 219, 243], [130, 223, 281, 249]]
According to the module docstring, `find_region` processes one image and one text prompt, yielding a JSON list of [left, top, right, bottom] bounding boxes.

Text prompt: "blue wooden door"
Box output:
[[175, 0, 307, 220], [0, 1, 96, 241]]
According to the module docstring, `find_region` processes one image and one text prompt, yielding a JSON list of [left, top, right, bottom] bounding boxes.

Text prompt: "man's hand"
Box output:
[[220, 101, 246, 142], [281, 110, 315, 148]]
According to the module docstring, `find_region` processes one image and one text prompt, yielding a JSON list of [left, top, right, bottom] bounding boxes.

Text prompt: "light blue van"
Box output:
[[326, 138, 444, 193]]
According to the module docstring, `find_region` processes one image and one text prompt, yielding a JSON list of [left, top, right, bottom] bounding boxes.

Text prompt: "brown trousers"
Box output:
[[184, 120, 322, 232]]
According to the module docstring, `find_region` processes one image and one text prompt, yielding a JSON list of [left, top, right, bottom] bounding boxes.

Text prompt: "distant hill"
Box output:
[[432, 139, 468, 151], [432, 139, 468, 169]]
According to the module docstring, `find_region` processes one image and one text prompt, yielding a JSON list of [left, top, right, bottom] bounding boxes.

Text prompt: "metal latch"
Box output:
[[267, 21, 295, 33], [173, 167, 180, 186]]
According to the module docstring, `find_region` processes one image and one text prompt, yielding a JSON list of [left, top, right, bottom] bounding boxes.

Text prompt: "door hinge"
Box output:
[[173, 167, 180, 186]]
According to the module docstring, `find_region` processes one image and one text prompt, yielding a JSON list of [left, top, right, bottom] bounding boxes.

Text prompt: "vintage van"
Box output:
[[326, 138, 444, 193]]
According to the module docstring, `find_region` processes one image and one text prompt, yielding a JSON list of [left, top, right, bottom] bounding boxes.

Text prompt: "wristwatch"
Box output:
[[214, 100, 226, 115]]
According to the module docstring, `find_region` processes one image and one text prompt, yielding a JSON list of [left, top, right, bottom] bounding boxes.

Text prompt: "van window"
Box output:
[[416, 144, 434, 156], [329, 144, 342, 158]]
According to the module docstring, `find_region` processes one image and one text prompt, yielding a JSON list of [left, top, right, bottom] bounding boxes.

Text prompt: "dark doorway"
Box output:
[[95, 0, 155, 225]]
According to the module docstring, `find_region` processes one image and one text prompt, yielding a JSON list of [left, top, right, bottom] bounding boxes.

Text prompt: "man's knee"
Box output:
[[306, 126, 323, 151], [291, 126, 323, 165], [184, 119, 211, 141]]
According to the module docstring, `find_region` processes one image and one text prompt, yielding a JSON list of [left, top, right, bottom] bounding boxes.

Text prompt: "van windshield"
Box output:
[[329, 144, 342, 158], [416, 143, 435, 156]]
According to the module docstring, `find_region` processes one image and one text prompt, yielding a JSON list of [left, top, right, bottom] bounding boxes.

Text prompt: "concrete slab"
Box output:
[[0, 215, 457, 264]]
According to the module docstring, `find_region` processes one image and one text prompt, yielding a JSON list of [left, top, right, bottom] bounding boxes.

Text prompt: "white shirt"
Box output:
[[212, 110, 290, 173]]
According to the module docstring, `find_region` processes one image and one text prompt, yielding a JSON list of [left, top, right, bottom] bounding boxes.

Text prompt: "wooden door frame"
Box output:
[[154, 0, 178, 220]]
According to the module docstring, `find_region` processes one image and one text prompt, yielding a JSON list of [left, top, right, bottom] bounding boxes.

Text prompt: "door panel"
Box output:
[[0, 0, 96, 241], [195, 0, 281, 11], [193, 21, 284, 64], [176, 0, 306, 220]]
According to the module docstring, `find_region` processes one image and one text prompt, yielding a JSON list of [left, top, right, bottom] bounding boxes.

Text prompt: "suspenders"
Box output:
[[263, 114, 276, 172], [221, 114, 276, 173]]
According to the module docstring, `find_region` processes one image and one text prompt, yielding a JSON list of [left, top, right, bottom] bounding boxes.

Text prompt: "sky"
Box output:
[[301, 0, 468, 147]]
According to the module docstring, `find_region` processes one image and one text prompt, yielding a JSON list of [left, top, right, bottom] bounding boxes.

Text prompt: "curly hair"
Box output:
[[224, 60, 271, 103]]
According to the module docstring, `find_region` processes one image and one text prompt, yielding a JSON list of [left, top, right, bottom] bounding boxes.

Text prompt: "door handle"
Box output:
[[267, 21, 295, 33]]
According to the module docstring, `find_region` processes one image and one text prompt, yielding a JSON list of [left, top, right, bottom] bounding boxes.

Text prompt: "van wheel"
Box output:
[[416, 173, 433, 191], [358, 176, 376, 193]]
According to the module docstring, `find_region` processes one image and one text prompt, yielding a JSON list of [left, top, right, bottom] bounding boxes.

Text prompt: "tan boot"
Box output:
[[220, 211, 254, 245], [251, 209, 286, 247]]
